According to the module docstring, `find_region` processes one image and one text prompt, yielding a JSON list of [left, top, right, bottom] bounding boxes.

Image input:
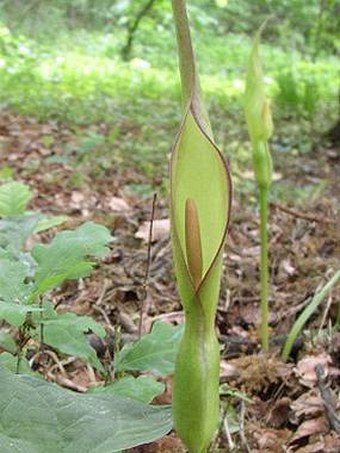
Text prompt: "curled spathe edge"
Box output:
[[170, 94, 232, 302]]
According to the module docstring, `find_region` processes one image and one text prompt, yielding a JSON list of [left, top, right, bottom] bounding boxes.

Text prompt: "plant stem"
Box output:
[[171, 0, 197, 105], [282, 269, 340, 361], [171, 0, 212, 134], [259, 185, 269, 351]]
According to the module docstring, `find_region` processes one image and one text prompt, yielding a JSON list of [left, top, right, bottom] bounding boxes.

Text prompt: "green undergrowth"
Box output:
[[0, 21, 338, 202], [0, 24, 338, 124]]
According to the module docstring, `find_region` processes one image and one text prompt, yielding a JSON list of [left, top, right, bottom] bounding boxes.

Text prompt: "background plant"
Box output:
[[244, 25, 273, 351]]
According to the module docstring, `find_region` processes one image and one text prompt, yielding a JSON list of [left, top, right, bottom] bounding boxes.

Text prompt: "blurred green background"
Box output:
[[0, 0, 338, 198]]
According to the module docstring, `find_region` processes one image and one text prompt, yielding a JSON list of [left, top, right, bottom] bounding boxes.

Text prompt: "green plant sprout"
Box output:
[[170, 1, 232, 452], [244, 24, 273, 351], [282, 270, 340, 361]]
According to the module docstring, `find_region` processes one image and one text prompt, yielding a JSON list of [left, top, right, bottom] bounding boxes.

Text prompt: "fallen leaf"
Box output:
[[220, 360, 240, 379], [251, 426, 290, 451], [135, 219, 170, 242], [279, 259, 296, 276], [108, 196, 131, 212], [268, 397, 291, 428], [289, 416, 328, 445], [70, 190, 85, 207], [290, 390, 323, 419], [294, 354, 332, 387]]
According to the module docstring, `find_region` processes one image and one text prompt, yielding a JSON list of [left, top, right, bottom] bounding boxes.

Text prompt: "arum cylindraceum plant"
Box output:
[[170, 1, 232, 452], [244, 24, 273, 351]]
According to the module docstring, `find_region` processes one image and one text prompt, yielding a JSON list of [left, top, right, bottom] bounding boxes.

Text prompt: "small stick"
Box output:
[[239, 399, 251, 453], [138, 193, 157, 338], [210, 406, 228, 452], [270, 202, 335, 224], [315, 364, 340, 434], [39, 296, 44, 349], [318, 292, 333, 334], [223, 412, 235, 451], [92, 304, 115, 334]]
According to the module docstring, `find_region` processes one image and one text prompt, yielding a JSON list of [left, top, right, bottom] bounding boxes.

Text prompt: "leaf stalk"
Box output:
[[259, 185, 269, 351]]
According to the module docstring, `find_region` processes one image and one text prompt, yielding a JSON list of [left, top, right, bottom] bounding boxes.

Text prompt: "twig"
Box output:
[[121, 0, 157, 60], [318, 292, 333, 334], [92, 304, 115, 334], [239, 399, 251, 453], [95, 279, 111, 306], [223, 412, 236, 451], [138, 193, 157, 338], [118, 310, 138, 334], [315, 364, 340, 434], [47, 373, 87, 393], [270, 202, 335, 224], [210, 406, 228, 452], [30, 349, 68, 377]]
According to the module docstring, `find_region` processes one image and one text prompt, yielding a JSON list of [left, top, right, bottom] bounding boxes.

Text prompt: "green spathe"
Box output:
[[244, 26, 273, 190], [171, 106, 230, 453], [171, 1, 232, 451], [244, 29, 273, 145]]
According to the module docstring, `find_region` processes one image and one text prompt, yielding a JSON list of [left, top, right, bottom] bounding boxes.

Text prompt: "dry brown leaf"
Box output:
[[108, 196, 131, 212], [220, 359, 240, 379], [290, 390, 324, 419], [135, 219, 170, 242], [267, 397, 291, 428], [70, 190, 85, 205], [289, 416, 328, 445], [279, 259, 296, 277], [294, 354, 332, 387], [251, 426, 291, 451]]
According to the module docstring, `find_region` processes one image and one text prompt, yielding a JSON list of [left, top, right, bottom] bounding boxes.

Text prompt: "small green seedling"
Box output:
[[244, 23, 273, 351], [171, 1, 232, 452], [282, 270, 340, 361]]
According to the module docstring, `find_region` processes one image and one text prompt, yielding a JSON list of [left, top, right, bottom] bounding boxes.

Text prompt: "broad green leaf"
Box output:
[[31, 221, 111, 297], [0, 302, 42, 326], [115, 321, 183, 374], [0, 330, 17, 354], [0, 366, 172, 453], [0, 213, 42, 257], [90, 376, 165, 403], [34, 302, 106, 371], [0, 181, 32, 216], [0, 259, 29, 303], [0, 352, 36, 375], [34, 215, 68, 233]]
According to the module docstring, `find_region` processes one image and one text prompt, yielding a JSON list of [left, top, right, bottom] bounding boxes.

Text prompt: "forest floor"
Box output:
[[0, 109, 339, 452]]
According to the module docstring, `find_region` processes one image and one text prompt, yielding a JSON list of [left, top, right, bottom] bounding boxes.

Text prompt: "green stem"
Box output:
[[171, 0, 212, 134], [282, 270, 340, 361], [259, 185, 269, 351], [171, 0, 197, 105]]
